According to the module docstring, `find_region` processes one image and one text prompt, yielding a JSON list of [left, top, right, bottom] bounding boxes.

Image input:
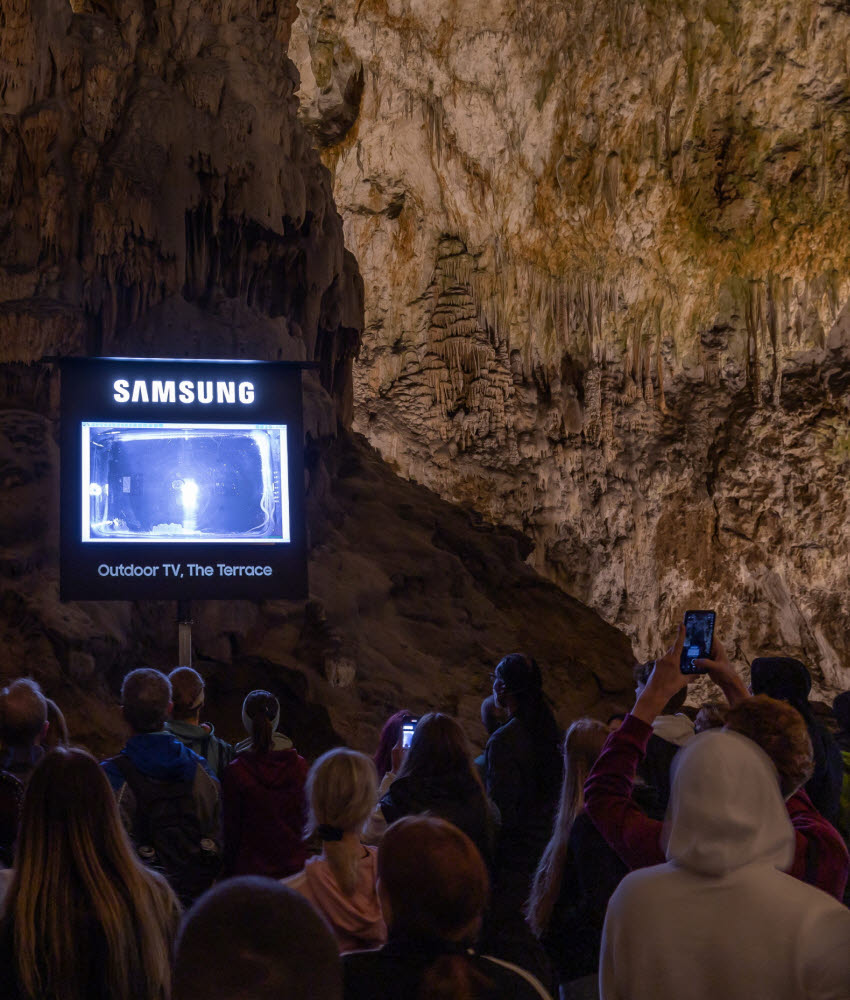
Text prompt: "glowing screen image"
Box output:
[[82, 423, 289, 543]]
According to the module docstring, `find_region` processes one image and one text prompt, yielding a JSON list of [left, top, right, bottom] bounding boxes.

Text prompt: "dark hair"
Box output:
[[396, 713, 479, 786], [120, 669, 171, 734], [750, 657, 812, 719], [168, 667, 205, 720], [173, 877, 342, 1000], [373, 709, 414, 779], [494, 654, 561, 794], [379, 816, 492, 1000], [833, 691, 850, 733], [0, 678, 47, 747], [243, 691, 279, 753]]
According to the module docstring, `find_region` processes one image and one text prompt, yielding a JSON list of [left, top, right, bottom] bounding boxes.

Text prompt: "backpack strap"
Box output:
[[111, 754, 193, 848]]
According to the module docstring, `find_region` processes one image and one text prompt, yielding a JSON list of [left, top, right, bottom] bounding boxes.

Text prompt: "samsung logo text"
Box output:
[[113, 379, 256, 405]]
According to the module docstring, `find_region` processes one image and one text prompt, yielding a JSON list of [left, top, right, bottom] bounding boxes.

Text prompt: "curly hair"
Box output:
[[724, 695, 813, 798]]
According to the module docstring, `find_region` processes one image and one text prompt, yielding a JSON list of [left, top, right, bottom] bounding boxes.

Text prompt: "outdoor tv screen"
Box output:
[[61, 359, 307, 600]]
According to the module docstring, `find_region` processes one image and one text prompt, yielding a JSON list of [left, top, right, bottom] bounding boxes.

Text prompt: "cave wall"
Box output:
[[0, 0, 636, 753], [291, 0, 850, 694]]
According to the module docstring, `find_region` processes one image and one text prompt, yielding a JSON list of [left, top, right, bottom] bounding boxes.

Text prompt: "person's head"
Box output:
[[121, 668, 171, 734], [306, 748, 377, 839], [694, 700, 728, 734], [43, 698, 69, 749], [0, 678, 48, 748], [169, 667, 205, 722], [242, 690, 280, 753], [374, 709, 415, 779], [724, 695, 813, 798], [8, 747, 177, 1000], [480, 695, 506, 736], [378, 816, 489, 942], [664, 728, 795, 876], [833, 691, 850, 733], [305, 749, 379, 896], [633, 660, 687, 714], [492, 653, 541, 713], [526, 718, 609, 936], [397, 712, 476, 783], [173, 878, 341, 1000], [749, 656, 812, 717]]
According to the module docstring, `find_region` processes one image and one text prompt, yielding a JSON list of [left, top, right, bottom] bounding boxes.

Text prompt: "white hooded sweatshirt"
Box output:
[[600, 729, 850, 1000]]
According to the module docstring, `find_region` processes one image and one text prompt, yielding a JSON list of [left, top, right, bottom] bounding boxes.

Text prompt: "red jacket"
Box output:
[[222, 748, 309, 879], [584, 714, 849, 901]]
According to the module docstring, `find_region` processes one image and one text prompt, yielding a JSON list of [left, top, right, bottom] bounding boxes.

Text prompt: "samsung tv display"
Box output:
[[61, 359, 307, 600]]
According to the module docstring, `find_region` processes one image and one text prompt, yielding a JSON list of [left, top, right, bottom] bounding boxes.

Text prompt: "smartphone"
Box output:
[[680, 610, 716, 674], [401, 719, 418, 749]]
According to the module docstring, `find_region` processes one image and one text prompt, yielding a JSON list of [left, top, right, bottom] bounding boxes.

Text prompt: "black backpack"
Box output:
[[111, 755, 220, 907]]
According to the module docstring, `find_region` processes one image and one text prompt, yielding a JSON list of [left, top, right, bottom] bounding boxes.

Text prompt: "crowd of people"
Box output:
[[0, 626, 850, 999]]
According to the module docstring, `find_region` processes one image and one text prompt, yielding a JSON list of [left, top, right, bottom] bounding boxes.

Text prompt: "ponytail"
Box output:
[[241, 690, 280, 754]]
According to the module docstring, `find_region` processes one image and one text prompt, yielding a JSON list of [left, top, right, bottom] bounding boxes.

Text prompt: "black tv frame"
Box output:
[[60, 357, 308, 601]]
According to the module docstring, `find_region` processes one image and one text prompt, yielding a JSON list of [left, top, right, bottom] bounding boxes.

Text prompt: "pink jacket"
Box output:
[[283, 846, 387, 953]]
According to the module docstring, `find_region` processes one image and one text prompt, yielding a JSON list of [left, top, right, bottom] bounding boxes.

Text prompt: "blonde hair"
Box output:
[[305, 748, 377, 896], [526, 718, 609, 937], [8, 748, 179, 1000]]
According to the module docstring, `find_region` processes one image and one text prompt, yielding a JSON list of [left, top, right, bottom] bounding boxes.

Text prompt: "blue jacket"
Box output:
[[102, 731, 217, 791]]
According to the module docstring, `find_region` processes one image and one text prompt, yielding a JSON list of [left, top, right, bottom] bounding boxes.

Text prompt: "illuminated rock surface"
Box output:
[[0, 0, 634, 752], [291, 0, 850, 694]]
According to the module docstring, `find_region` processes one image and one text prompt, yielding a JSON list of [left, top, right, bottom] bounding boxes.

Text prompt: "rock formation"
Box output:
[[0, 0, 635, 752], [291, 0, 850, 694]]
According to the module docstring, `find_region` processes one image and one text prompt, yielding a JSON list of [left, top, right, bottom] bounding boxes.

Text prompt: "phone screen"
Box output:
[[401, 720, 417, 749], [680, 610, 716, 674]]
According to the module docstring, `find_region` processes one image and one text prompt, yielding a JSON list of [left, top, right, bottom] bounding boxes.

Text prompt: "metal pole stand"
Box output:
[[177, 600, 193, 667]]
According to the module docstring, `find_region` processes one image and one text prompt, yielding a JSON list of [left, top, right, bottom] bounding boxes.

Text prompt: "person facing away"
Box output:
[[343, 815, 552, 1000], [221, 690, 308, 879], [165, 667, 233, 780], [0, 679, 49, 868], [750, 655, 843, 825], [379, 712, 498, 868], [101, 668, 222, 907], [632, 660, 694, 817], [526, 719, 628, 999], [0, 747, 180, 1000], [485, 653, 562, 880], [282, 747, 387, 953], [173, 877, 342, 1000], [0, 678, 49, 783], [599, 728, 850, 1000]]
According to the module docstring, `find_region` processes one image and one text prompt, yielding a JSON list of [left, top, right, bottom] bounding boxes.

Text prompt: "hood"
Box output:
[[303, 850, 385, 940], [233, 748, 304, 788], [662, 729, 795, 877], [122, 732, 202, 783], [234, 731, 293, 754], [166, 719, 214, 744], [652, 713, 695, 747]]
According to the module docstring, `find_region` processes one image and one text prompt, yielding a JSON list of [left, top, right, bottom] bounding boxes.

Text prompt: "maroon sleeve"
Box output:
[[583, 713, 665, 870], [786, 787, 850, 901]]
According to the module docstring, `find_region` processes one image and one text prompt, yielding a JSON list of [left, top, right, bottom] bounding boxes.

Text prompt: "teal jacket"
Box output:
[[165, 719, 233, 781]]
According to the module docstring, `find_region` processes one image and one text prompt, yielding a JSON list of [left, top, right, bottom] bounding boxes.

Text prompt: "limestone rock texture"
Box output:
[[291, 0, 850, 694], [0, 0, 635, 753]]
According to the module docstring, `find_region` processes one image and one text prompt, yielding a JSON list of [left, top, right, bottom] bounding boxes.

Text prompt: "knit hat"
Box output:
[[750, 657, 811, 715]]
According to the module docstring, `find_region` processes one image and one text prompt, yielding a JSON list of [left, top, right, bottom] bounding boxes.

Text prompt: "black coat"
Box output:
[[380, 770, 497, 868]]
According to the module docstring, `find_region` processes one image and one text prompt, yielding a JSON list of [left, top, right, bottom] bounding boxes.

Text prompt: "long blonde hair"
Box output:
[[7, 747, 179, 1000], [305, 748, 378, 896], [525, 719, 609, 937]]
